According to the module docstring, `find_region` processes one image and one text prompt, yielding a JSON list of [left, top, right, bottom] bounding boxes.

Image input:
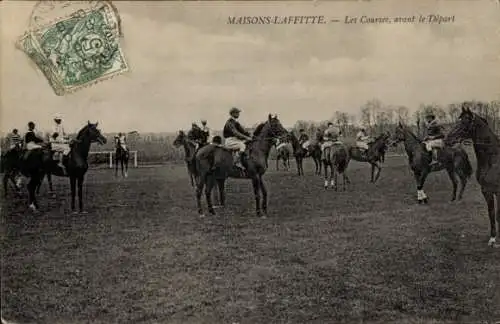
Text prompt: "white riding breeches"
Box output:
[[52, 143, 71, 155], [356, 141, 369, 150], [301, 141, 310, 149], [424, 139, 444, 151], [224, 137, 246, 152], [26, 142, 42, 150]]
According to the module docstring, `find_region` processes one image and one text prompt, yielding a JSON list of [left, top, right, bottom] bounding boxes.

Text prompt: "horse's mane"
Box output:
[[76, 125, 89, 139], [253, 122, 266, 136], [398, 123, 421, 142]]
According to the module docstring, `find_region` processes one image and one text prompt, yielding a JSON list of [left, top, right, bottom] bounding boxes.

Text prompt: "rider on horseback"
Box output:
[[114, 132, 128, 151], [200, 120, 211, 143], [356, 128, 372, 153], [50, 113, 70, 171], [25, 122, 44, 151], [7, 129, 23, 151], [321, 122, 341, 160], [298, 129, 310, 150], [424, 112, 445, 166], [223, 107, 252, 170]]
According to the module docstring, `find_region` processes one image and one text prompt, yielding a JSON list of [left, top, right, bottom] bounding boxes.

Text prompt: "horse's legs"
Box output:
[[373, 162, 382, 183], [216, 178, 226, 207], [27, 177, 38, 211], [414, 170, 430, 204], [195, 174, 206, 216], [295, 156, 301, 176], [333, 167, 338, 191], [115, 156, 118, 177], [77, 175, 85, 212], [323, 163, 329, 189], [495, 193, 500, 247], [3, 173, 9, 197], [481, 189, 496, 246], [259, 175, 268, 218], [445, 168, 458, 202], [124, 156, 129, 178], [251, 177, 262, 217], [205, 175, 216, 215], [70, 176, 77, 212], [276, 155, 279, 171], [47, 173, 54, 193]]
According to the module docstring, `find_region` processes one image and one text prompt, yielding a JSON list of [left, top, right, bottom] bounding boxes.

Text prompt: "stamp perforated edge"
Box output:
[[17, 0, 128, 96]]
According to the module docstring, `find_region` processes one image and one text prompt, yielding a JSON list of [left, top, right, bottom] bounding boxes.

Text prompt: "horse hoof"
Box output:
[[208, 209, 216, 215], [488, 237, 496, 247], [80, 211, 88, 214], [423, 198, 429, 204], [29, 204, 38, 212], [199, 213, 205, 218], [261, 215, 267, 220]]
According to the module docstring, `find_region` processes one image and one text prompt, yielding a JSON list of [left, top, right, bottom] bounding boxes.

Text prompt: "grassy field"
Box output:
[[1, 156, 499, 324]]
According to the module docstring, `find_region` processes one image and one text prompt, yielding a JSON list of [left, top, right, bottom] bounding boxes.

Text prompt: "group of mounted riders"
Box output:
[[3, 113, 129, 185], [182, 107, 446, 173]]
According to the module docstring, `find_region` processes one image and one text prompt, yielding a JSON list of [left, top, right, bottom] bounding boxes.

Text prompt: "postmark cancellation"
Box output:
[[16, 1, 128, 96]]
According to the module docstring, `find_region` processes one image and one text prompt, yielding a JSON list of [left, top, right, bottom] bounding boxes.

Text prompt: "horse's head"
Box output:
[[446, 104, 484, 145], [390, 122, 406, 145], [78, 121, 107, 145], [266, 114, 288, 139], [173, 130, 186, 148]]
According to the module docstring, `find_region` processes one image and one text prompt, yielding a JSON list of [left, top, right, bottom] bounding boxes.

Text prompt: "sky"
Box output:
[[1, 0, 499, 134]]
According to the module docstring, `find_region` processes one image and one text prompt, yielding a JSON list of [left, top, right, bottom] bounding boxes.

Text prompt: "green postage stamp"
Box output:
[[17, 1, 128, 96]]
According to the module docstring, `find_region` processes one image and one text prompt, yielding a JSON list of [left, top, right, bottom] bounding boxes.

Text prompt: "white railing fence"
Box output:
[[89, 151, 138, 168]]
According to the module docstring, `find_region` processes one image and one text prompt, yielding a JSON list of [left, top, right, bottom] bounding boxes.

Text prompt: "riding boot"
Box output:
[[235, 151, 245, 169], [430, 149, 438, 165]]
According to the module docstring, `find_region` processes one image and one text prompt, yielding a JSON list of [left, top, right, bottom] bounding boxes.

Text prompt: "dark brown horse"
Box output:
[[322, 142, 350, 191], [4, 122, 106, 212], [348, 132, 391, 183], [193, 114, 288, 218], [275, 140, 292, 171], [289, 132, 322, 176], [173, 130, 197, 187], [391, 121, 472, 204], [446, 105, 500, 248]]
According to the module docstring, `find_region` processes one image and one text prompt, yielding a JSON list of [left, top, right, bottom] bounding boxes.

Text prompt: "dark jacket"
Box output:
[[298, 133, 309, 143], [426, 120, 444, 139], [223, 118, 250, 140], [25, 130, 44, 144]]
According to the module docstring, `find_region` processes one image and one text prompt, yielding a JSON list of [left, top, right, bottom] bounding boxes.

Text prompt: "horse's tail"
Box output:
[[455, 148, 473, 179]]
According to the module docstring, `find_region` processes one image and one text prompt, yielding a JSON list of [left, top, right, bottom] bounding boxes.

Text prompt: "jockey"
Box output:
[[356, 128, 371, 151], [187, 123, 202, 150], [25, 122, 44, 150], [320, 122, 341, 159], [424, 112, 445, 165], [200, 120, 211, 144], [114, 132, 128, 151], [223, 107, 252, 169], [7, 129, 23, 150], [50, 113, 70, 169], [298, 129, 310, 150]]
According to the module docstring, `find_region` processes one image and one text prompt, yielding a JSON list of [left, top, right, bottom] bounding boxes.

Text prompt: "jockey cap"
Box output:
[[229, 107, 241, 115], [201, 119, 207, 124], [299, 128, 305, 132]]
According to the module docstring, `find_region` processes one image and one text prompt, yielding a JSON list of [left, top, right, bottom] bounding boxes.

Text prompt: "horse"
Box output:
[[275, 139, 292, 171], [288, 132, 322, 176], [446, 105, 500, 248], [173, 130, 198, 187], [2, 148, 23, 196], [322, 141, 350, 191], [347, 132, 391, 183], [115, 140, 130, 178], [391, 121, 472, 204], [4, 122, 107, 212], [193, 114, 288, 218]]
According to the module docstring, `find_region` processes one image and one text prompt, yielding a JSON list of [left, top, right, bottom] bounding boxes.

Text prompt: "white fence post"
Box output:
[[88, 151, 138, 168], [134, 151, 138, 168], [109, 152, 113, 169]]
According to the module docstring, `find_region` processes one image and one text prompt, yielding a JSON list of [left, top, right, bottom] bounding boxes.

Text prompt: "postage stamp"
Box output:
[[17, 1, 128, 96]]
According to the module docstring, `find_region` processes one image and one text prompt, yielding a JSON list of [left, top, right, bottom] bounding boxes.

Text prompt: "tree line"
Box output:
[[292, 99, 500, 139]]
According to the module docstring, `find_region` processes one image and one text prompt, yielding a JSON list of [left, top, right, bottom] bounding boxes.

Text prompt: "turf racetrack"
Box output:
[[1, 156, 499, 324]]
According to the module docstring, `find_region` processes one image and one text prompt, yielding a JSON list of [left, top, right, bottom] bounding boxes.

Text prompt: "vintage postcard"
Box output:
[[1, 0, 499, 323]]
